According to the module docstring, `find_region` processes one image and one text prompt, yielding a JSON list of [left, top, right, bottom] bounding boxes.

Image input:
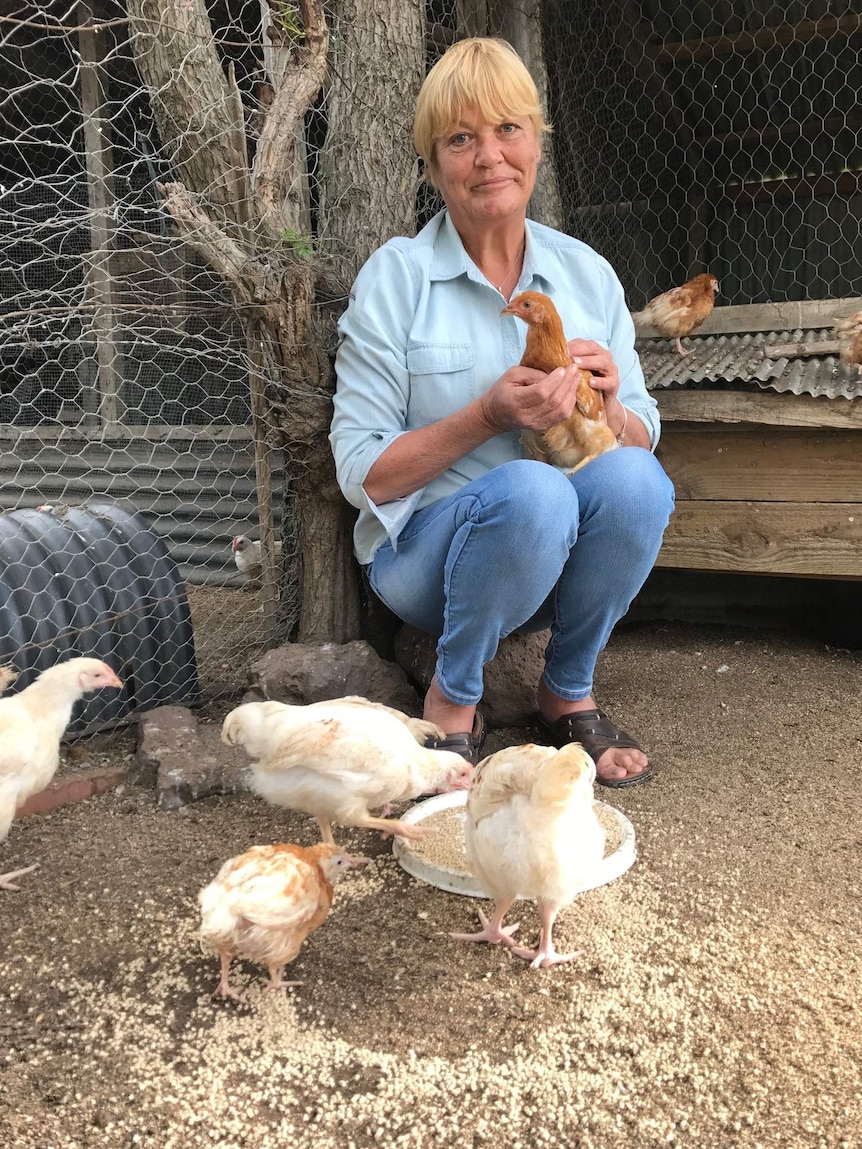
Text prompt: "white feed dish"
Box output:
[[392, 789, 636, 899]]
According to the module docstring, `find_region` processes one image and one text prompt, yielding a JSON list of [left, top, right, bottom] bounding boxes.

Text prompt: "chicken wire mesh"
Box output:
[[2, 0, 862, 720]]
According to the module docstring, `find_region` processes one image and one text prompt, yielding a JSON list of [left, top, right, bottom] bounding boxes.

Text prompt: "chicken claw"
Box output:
[[0, 864, 39, 891], [264, 965, 303, 992], [451, 904, 520, 947], [509, 902, 584, 969], [363, 817, 427, 841], [510, 943, 584, 969]]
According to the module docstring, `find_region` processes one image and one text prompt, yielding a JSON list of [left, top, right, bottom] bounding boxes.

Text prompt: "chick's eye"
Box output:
[[523, 300, 531, 309]]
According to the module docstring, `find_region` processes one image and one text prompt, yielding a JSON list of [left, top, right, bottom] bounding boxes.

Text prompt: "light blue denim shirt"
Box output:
[[330, 210, 660, 565]]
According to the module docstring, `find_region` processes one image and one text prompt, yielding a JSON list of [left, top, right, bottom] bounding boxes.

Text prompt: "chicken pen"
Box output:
[[3, 0, 862, 719], [640, 296, 862, 579]]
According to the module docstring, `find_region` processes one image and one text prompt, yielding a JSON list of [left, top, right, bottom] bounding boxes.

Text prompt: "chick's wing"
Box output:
[[468, 744, 557, 825], [219, 851, 325, 931]]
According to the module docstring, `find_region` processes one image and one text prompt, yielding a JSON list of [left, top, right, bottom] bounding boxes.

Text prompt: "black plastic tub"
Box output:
[[0, 502, 199, 734]]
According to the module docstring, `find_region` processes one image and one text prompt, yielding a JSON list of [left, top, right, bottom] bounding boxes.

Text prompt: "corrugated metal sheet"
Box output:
[[638, 329, 862, 400], [0, 437, 284, 586]]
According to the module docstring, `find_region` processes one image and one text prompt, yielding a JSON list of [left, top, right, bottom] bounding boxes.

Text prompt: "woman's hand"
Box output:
[[567, 339, 620, 402], [478, 363, 583, 435], [567, 339, 627, 437]]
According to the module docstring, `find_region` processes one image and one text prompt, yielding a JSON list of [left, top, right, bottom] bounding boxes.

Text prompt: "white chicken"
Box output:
[[452, 742, 604, 969], [0, 657, 123, 890], [231, 535, 283, 584], [222, 699, 473, 844], [199, 842, 366, 1002]]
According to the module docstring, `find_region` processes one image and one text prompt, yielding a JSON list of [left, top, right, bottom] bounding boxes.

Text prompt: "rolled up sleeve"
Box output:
[[600, 261, 661, 450], [330, 244, 424, 551]]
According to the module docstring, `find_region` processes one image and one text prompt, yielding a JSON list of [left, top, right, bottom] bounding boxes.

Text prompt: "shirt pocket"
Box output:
[[406, 343, 476, 426]]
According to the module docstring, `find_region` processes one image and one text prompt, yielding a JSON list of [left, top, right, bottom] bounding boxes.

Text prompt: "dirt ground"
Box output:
[[1, 621, 861, 1149]]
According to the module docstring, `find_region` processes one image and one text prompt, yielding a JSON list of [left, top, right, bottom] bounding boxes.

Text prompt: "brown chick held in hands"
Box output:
[[832, 311, 862, 377], [0, 658, 123, 891], [631, 273, 719, 356], [199, 842, 367, 1002], [502, 291, 618, 474], [452, 742, 604, 969]]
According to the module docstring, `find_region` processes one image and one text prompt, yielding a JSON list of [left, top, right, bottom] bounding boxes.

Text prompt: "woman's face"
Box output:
[[430, 110, 541, 230]]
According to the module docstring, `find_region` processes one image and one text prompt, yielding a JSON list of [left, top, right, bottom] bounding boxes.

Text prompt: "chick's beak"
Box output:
[[450, 764, 474, 790], [107, 673, 123, 689], [342, 854, 371, 868]]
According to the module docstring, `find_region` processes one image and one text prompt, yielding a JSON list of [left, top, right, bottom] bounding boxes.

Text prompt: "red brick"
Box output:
[[15, 767, 128, 819]]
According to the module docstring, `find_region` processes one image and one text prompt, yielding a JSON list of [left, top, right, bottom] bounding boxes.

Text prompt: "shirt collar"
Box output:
[[430, 210, 557, 293]]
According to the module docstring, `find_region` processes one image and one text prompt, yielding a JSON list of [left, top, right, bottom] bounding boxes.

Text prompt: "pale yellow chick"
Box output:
[[453, 742, 604, 969], [199, 842, 366, 1002], [222, 700, 473, 844], [0, 658, 123, 890], [309, 695, 446, 746]]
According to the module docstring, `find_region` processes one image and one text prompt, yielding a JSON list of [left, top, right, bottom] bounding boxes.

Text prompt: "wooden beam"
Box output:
[[635, 296, 862, 337], [77, 0, 124, 425], [656, 391, 862, 431], [692, 111, 862, 154], [656, 425, 862, 503], [655, 500, 862, 578], [720, 169, 862, 207], [0, 426, 255, 443], [641, 13, 862, 65], [763, 340, 841, 359]]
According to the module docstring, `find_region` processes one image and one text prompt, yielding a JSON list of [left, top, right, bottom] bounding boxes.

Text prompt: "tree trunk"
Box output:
[[316, 0, 425, 291], [128, 0, 358, 643], [489, 0, 564, 230]]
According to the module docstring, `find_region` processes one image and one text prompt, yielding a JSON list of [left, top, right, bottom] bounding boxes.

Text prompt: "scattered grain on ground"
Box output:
[[1, 623, 860, 1149]]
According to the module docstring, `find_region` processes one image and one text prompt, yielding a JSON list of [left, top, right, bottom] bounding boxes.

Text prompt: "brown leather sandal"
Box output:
[[423, 711, 487, 767], [537, 708, 654, 789]]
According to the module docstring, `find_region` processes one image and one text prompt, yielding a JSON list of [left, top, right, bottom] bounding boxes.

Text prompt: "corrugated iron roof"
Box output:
[[638, 329, 862, 401]]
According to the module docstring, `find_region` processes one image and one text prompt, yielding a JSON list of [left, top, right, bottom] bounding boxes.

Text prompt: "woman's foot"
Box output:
[[536, 682, 650, 786], [422, 676, 486, 766], [423, 675, 476, 736]]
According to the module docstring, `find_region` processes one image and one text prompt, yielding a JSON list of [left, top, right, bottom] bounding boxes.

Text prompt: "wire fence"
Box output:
[[2, 0, 861, 723]]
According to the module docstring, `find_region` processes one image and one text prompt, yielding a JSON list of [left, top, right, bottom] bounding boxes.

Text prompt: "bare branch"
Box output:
[[252, 0, 328, 244], [127, 0, 248, 230]]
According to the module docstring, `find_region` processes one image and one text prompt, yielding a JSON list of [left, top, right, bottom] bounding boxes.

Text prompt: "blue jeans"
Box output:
[[368, 450, 675, 706]]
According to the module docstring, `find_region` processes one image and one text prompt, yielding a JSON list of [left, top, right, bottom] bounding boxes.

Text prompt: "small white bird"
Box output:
[[199, 842, 367, 1002], [0, 658, 123, 890], [452, 742, 605, 969], [231, 535, 283, 584], [222, 698, 473, 844]]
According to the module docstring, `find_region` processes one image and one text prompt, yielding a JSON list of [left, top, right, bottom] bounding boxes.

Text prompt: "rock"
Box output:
[[393, 625, 550, 726], [135, 706, 250, 810], [247, 640, 420, 714]]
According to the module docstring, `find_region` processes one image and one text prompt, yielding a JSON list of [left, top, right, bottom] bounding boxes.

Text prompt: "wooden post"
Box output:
[[77, 0, 124, 426], [247, 320, 281, 645]]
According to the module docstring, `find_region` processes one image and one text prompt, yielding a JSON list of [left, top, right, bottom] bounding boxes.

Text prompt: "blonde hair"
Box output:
[[413, 37, 551, 175]]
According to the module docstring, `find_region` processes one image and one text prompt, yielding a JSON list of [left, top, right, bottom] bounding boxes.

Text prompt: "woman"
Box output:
[[330, 38, 674, 786]]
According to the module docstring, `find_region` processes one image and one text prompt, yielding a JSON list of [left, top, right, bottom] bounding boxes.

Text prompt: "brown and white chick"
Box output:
[[452, 742, 604, 969], [0, 658, 123, 890], [833, 311, 862, 377], [503, 290, 618, 474], [222, 700, 473, 844], [631, 273, 720, 355], [199, 842, 366, 1002]]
